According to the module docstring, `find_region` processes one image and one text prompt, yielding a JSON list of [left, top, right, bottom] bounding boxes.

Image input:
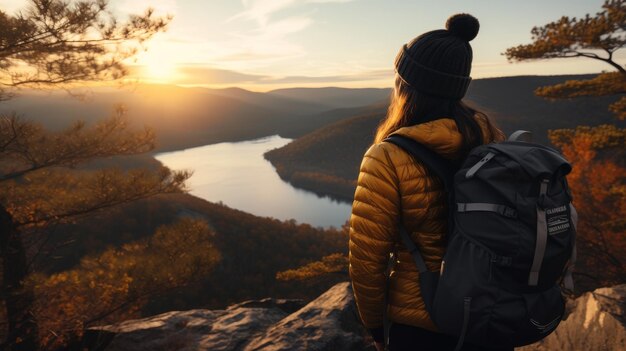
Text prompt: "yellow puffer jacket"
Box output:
[[349, 117, 502, 333]]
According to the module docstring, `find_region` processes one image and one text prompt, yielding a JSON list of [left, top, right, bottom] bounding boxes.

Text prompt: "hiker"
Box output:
[[348, 14, 507, 351]]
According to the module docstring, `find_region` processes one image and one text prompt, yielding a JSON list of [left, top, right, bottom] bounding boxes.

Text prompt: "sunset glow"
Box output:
[[140, 59, 180, 84], [1, 0, 622, 91]]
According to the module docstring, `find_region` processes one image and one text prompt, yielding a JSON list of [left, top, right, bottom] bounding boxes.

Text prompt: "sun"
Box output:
[[139, 54, 180, 84]]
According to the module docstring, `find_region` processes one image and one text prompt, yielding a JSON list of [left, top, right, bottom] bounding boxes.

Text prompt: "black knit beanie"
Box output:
[[394, 13, 479, 100]]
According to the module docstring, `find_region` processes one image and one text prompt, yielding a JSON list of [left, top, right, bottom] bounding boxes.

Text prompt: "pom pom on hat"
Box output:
[[394, 13, 479, 99], [446, 13, 479, 42]]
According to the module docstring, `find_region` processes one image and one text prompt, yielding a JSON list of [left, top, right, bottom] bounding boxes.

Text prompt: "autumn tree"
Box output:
[[548, 126, 625, 288], [274, 221, 349, 285], [276, 253, 348, 281], [0, 1, 192, 350], [28, 218, 219, 349], [506, 0, 626, 290]]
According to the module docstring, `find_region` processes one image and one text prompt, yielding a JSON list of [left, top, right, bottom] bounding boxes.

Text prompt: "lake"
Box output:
[[155, 135, 352, 228]]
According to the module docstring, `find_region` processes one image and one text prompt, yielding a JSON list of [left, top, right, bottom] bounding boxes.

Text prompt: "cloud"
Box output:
[[111, 0, 178, 17], [261, 69, 391, 84], [177, 66, 266, 84], [173, 65, 390, 85], [229, 0, 353, 26], [216, 0, 354, 67], [229, 0, 296, 26], [0, 0, 28, 15]]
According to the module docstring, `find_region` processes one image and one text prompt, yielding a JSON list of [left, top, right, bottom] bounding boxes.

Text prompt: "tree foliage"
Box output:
[[38, 193, 350, 313], [504, 0, 626, 74], [1, 108, 155, 176], [534, 72, 626, 98], [0, 113, 190, 228], [28, 218, 219, 349], [609, 95, 626, 120], [505, 0, 626, 290], [548, 128, 626, 288], [533, 72, 626, 120], [549, 124, 626, 149], [0, 1, 177, 349], [0, 112, 193, 350], [0, 0, 171, 99], [504, 0, 626, 119], [276, 253, 348, 281]]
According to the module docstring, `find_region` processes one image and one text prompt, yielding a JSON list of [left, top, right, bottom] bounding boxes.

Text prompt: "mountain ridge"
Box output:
[[1, 74, 614, 153], [264, 74, 624, 202]]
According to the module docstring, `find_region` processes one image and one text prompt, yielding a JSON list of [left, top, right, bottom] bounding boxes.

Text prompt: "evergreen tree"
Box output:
[[504, 0, 626, 119], [0, 1, 197, 349]]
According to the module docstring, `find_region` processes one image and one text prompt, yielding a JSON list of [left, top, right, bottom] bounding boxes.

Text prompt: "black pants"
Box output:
[[388, 323, 514, 351]]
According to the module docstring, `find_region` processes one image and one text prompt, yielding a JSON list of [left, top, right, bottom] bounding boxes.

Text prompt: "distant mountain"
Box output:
[[465, 74, 619, 137], [268, 87, 391, 109], [201, 86, 333, 115], [278, 102, 388, 138], [265, 74, 624, 202], [2, 75, 620, 155], [0, 84, 377, 152]]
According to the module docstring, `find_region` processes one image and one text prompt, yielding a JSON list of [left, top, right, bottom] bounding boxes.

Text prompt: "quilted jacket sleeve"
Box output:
[[349, 143, 400, 331]]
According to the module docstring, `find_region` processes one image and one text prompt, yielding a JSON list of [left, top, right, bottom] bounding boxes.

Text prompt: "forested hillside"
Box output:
[[265, 110, 382, 201], [265, 74, 624, 202], [42, 192, 348, 312]]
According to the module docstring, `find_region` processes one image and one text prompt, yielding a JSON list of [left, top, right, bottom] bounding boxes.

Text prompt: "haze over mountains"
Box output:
[[264, 74, 624, 202], [0, 85, 391, 151], [2, 74, 621, 186], [2, 74, 618, 155], [4, 73, 620, 205]]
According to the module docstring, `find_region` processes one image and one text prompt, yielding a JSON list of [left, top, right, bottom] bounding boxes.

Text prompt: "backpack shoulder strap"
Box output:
[[383, 134, 456, 191], [382, 134, 457, 343], [382, 134, 458, 269]]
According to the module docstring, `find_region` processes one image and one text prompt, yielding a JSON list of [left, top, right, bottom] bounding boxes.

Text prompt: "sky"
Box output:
[[1, 0, 624, 91]]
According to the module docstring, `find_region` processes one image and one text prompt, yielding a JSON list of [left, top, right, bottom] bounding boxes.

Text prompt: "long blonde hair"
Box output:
[[374, 74, 502, 157]]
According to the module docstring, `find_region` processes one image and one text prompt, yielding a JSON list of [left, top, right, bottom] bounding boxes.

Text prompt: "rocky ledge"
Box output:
[[83, 282, 375, 351], [518, 284, 625, 351], [83, 282, 625, 351]]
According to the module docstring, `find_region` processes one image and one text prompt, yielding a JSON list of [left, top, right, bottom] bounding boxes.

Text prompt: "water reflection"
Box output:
[[155, 135, 352, 228]]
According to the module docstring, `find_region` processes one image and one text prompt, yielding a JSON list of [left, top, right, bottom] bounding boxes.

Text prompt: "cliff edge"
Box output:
[[84, 283, 625, 351]]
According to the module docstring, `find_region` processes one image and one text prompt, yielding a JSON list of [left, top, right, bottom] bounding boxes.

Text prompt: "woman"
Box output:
[[348, 14, 507, 351]]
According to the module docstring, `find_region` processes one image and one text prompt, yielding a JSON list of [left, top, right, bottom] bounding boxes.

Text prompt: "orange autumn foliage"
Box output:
[[27, 218, 220, 349], [551, 129, 626, 288], [276, 253, 348, 281], [508, 0, 626, 288]]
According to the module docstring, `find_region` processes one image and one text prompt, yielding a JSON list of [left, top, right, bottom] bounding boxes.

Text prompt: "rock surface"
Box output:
[[85, 283, 625, 351], [85, 282, 375, 351], [518, 284, 625, 351]]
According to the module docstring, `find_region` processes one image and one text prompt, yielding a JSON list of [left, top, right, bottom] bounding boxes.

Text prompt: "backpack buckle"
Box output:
[[501, 207, 517, 218], [537, 179, 550, 209]]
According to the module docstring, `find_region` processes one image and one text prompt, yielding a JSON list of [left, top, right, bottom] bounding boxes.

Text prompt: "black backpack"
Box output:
[[383, 130, 577, 350]]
